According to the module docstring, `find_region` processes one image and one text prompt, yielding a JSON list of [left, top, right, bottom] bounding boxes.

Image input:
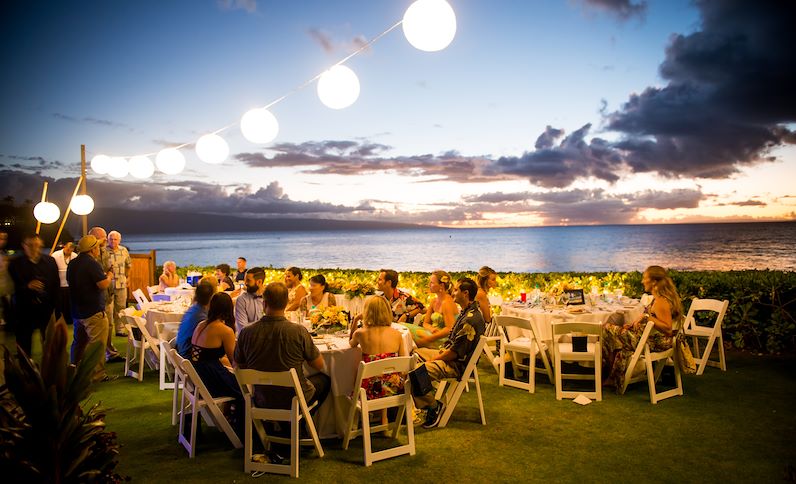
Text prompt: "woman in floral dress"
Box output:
[[349, 295, 408, 425], [602, 265, 683, 391]]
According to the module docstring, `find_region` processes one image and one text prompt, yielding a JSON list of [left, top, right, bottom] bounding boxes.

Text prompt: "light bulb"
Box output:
[[33, 201, 60, 224], [128, 155, 155, 179], [107, 157, 129, 178], [403, 0, 457, 52], [156, 148, 186, 175], [196, 133, 229, 164], [241, 108, 279, 144], [71, 194, 95, 215], [90, 154, 111, 175], [317, 65, 361, 110]]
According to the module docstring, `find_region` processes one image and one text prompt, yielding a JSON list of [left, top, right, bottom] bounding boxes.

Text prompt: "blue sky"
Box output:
[[1, 0, 794, 227]]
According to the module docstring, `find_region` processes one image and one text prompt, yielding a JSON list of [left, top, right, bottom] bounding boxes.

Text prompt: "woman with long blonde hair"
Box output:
[[602, 265, 683, 390], [475, 266, 498, 323], [402, 270, 457, 348]]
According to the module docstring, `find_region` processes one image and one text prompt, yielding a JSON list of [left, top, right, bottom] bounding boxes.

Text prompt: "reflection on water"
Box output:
[[122, 222, 796, 272]]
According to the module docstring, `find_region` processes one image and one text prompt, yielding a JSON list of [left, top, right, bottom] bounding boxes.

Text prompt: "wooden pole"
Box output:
[[81, 144, 88, 236], [50, 175, 83, 253], [35, 181, 48, 235]]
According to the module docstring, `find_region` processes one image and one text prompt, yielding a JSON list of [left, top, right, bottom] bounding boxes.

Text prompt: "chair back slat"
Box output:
[[494, 315, 532, 331]]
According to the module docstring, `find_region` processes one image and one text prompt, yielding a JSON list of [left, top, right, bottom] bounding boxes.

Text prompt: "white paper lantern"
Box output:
[[317, 65, 360, 110], [90, 154, 111, 175], [33, 201, 60, 224], [128, 155, 155, 179], [402, 0, 457, 52], [70, 194, 95, 215], [196, 133, 229, 164], [156, 148, 185, 175], [241, 108, 279, 144], [107, 157, 129, 178]]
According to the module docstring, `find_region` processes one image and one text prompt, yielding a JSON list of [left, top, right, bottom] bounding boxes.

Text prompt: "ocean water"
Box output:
[[122, 222, 796, 273]]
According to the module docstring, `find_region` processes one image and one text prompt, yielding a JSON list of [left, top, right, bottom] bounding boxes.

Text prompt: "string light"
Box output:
[[34, 202, 60, 224], [89, 0, 456, 176], [71, 194, 95, 215]]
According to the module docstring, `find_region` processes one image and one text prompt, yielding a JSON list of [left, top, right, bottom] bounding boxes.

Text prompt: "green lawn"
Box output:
[[5, 330, 796, 483]]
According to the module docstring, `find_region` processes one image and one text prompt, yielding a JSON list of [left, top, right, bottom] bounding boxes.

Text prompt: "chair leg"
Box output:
[[405, 400, 416, 455], [362, 401, 372, 467], [474, 370, 486, 425], [498, 339, 505, 387], [137, 346, 146, 382], [290, 408, 300, 478], [717, 334, 726, 371], [243, 404, 252, 473], [554, 353, 563, 401], [189, 403, 199, 457]]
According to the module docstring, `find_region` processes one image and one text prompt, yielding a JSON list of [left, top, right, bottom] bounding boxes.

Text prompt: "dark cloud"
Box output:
[[579, 0, 647, 20], [605, 1, 796, 179], [0, 170, 368, 218], [461, 188, 706, 225], [52, 112, 129, 129], [488, 124, 624, 188], [0, 154, 65, 171], [722, 199, 767, 207], [235, 141, 504, 184]]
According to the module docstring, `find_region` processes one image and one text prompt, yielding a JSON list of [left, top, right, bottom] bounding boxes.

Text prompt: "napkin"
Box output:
[[573, 394, 592, 405]]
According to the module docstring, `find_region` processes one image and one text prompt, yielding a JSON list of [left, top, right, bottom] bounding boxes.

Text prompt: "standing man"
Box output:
[[89, 226, 121, 361], [8, 234, 59, 356], [68, 235, 113, 382], [234, 266, 264, 334], [376, 269, 425, 323], [52, 240, 77, 326], [105, 231, 132, 337], [413, 277, 485, 429], [234, 257, 248, 283]]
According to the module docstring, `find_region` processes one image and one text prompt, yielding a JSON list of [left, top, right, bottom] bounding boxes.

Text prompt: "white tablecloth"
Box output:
[[310, 323, 413, 439], [144, 302, 187, 336], [500, 303, 645, 341]]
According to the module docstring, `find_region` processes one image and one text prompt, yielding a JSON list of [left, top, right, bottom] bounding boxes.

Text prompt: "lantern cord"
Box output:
[[110, 19, 405, 156]]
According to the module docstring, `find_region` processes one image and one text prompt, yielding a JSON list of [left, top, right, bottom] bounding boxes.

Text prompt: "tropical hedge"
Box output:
[[168, 266, 796, 354]]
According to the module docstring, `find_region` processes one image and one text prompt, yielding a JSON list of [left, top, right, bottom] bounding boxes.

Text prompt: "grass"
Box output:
[[4, 330, 796, 483]]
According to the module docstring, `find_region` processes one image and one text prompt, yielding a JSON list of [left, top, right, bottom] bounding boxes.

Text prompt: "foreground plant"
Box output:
[[0, 319, 125, 483]]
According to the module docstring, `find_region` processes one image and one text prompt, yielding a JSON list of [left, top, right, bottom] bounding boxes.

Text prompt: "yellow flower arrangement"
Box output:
[[309, 305, 349, 330]]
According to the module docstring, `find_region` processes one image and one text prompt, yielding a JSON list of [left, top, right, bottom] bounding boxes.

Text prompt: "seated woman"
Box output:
[[215, 263, 235, 292], [189, 292, 242, 430], [402, 270, 457, 348], [475, 266, 497, 324], [159, 260, 179, 291], [349, 295, 408, 426], [602, 265, 683, 391], [300, 274, 337, 313], [284, 266, 308, 312]]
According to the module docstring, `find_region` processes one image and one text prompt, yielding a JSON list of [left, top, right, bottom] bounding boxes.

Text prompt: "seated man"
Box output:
[[234, 266, 264, 334], [235, 281, 330, 411], [377, 268, 425, 323], [176, 280, 215, 357], [413, 277, 485, 429]]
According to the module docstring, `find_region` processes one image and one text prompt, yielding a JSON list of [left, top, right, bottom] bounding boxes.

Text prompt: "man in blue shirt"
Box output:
[[176, 280, 215, 357]]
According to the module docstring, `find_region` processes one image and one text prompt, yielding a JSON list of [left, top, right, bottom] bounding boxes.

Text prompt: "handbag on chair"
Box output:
[[675, 333, 697, 375]]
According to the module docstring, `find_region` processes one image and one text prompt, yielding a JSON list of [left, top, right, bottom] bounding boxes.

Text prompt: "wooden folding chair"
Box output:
[[433, 336, 488, 428], [342, 356, 416, 466], [235, 368, 324, 478], [495, 315, 553, 393], [682, 298, 729, 375], [551, 322, 602, 401], [621, 320, 683, 404], [177, 358, 242, 457]]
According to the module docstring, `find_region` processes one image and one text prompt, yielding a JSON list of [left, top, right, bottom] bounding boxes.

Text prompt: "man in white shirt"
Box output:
[[234, 266, 264, 334], [52, 240, 77, 326]]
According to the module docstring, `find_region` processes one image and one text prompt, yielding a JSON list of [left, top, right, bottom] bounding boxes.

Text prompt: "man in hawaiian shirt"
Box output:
[[377, 269, 425, 323], [105, 230, 132, 337], [413, 277, 485, 428]]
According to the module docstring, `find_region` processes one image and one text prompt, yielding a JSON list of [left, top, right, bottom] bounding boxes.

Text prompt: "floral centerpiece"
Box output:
[[309, 305, 349, 334], [344, 282, 374, 299]]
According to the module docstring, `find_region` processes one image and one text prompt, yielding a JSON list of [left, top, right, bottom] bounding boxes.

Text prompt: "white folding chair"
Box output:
[[177, 358, 242, 457], [132, 288, 150, 311], [683, 298, 729, 375], [147, 285, 160, 300], [122, 315, 158, 382], [551, 322, 602, 401], [235, 368, 324, 478], [433, 336, 487, 428], [342, 356, 416, 466], [495, 315, 553, 393], [168, 347, 185, 426], [156, 322, 181, 390], [482, 318, 503, 373], [621, 320, 683, 404]]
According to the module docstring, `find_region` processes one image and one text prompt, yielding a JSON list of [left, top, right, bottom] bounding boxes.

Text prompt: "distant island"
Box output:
[[66, 207, 434, 235]]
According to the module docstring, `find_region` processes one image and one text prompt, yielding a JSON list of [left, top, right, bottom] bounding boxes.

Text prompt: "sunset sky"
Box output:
[[1, 0, 795, 228]]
